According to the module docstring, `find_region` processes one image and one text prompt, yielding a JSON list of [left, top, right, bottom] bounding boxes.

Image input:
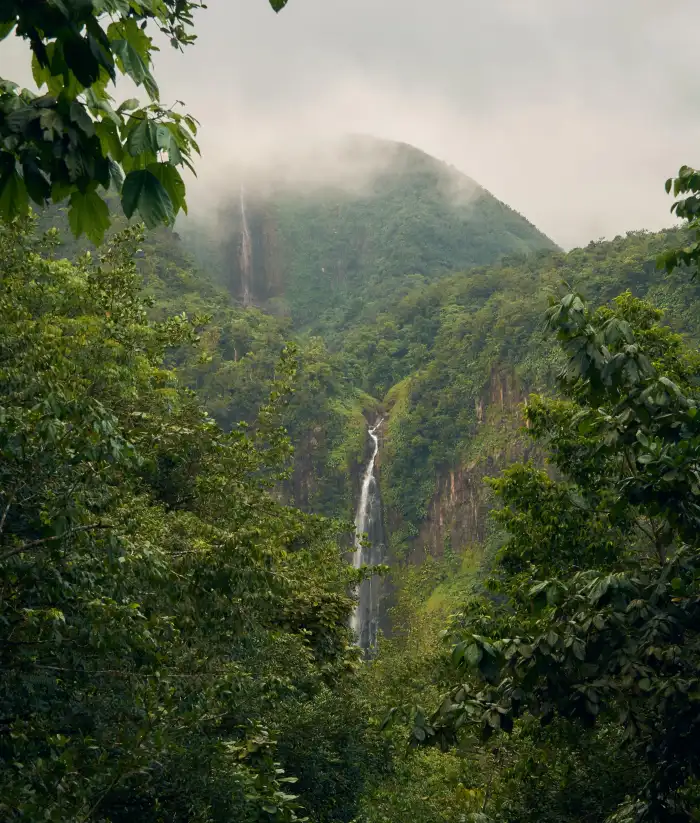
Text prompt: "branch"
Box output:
[[1, 524, 110, 561], [0, 496, 12, 537]]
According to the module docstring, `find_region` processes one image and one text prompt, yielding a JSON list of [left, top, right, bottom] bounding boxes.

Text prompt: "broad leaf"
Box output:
[[22, 157, 51, 205], [0, 154, 28, 220], [121, 168, 174, 227], [126, 118, 157, 157], [69, 101, 96, 137], [96, 119, 124, 161], [68, 189, 111, 244], [111, 39, 159, 100], [147, 162, 187, 215]]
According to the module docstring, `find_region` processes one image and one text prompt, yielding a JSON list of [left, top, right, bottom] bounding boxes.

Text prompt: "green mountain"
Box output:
[[181, 136, 558, 336]]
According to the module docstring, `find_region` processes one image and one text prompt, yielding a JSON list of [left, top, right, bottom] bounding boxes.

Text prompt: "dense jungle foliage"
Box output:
[[0, 218, 392, 822], [2, 9, 700, 814], [5, 189, 699, 822]]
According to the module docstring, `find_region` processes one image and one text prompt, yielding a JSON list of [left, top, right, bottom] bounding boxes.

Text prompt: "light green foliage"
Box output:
[[356, 553, 482, 823], [357, 746, 484, 823]]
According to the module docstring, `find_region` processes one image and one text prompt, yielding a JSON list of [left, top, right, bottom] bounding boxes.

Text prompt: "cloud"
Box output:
[[1, 0, 698, 248]]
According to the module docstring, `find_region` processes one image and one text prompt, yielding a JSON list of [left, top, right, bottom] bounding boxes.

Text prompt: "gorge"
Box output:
[[175, 137, 700, 634], [7, 134, 700, 823]]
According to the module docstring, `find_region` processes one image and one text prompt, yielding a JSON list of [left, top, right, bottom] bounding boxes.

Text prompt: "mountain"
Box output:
[[180, 136, 558, 336]]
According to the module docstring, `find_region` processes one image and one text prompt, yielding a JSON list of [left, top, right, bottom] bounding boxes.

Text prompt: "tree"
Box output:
[[412, 292, 700, 823], [0, 0, 289, 244], [0, 217, 368, 822], [658, 165, 700, 277]]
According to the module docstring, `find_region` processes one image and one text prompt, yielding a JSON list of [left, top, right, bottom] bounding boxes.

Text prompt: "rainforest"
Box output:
[[1, 2, 700, 822]]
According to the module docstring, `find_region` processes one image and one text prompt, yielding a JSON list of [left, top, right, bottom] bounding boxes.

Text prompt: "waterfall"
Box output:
[[351, 418, 385, 652], [239, 185, 253, 307]]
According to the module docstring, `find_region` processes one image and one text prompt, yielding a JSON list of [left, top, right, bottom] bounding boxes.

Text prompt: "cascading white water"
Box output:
[[239, 185, 253, 308], [351, 418, 385, 652]]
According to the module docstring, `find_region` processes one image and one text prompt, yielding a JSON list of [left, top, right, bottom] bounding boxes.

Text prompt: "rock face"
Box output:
[[387, 368, 540, 565]]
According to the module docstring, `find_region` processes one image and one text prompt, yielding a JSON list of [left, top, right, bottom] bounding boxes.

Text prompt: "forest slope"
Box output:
[[181, 136, 557, 336]]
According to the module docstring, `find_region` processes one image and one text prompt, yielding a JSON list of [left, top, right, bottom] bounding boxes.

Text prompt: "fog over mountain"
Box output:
[[1, 0, 698, 247]]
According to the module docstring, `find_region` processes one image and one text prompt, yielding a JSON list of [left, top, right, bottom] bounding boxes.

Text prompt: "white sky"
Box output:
[[2, 0, 699, 248]]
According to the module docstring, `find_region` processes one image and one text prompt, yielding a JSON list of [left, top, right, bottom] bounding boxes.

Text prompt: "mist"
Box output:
[[1, 0, 699, 248]]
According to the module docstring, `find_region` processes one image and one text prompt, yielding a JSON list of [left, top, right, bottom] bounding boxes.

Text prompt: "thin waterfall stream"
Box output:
[[351, 418, 386, 652], [239, 185, 253, 308]]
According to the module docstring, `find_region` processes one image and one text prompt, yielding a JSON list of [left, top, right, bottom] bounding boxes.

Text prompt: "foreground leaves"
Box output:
[[417, 292, 700, 823], [0, 218, 363, 822]]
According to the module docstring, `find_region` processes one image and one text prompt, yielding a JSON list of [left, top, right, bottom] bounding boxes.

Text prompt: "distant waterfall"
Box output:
[[239, 185, 253, 307], [351, 418, 385, 652]]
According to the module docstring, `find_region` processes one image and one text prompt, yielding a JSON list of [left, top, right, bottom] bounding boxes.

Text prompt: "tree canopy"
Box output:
[[400, 290, 700, 823], [0, 217, 383, 822]]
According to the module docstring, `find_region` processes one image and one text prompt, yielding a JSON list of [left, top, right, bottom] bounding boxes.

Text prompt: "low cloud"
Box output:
[[1, 0, 697, 248]]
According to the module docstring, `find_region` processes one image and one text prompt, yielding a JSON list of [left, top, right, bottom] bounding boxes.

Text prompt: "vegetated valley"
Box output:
[[3, 136, 700, 823]]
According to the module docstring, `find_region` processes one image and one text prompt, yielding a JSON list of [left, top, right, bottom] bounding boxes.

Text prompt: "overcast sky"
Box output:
[[3, 0, 699, 248]]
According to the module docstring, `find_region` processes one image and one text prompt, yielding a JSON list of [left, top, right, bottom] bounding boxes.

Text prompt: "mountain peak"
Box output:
[[181, 137, 558, 332]]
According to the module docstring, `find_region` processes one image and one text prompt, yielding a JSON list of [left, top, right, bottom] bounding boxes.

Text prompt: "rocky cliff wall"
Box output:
[[402, 368, 539, 564]]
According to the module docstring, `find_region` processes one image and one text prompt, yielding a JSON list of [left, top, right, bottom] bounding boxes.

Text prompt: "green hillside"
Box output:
[[182, 137, 558, 335], [172, 223, 700, 539]]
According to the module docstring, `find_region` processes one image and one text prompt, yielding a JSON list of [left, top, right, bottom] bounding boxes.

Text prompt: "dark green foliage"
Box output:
[[0, 1, 206, 242], [415, 291, 700, 823], [0, 218, 381, 822]]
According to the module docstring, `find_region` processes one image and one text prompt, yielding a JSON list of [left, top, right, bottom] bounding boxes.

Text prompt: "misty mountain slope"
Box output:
[[182, 137, 557, 336]]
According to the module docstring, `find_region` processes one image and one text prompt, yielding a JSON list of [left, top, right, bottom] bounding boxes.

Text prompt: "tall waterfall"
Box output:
[[351, 418, 386, 652], [239, 185, 253, 308]]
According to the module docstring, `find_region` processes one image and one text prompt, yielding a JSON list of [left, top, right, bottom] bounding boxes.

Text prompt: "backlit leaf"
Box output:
[[68, 189, 110, 244], [147, 163, 187, 215], [121, 168, 174, 227]]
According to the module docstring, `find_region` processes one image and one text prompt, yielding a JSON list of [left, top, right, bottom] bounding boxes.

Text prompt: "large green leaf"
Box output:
[[147, 162, 187, 215], [126, 118, 157, 157], [95, 118, 124, 161], [111, 38, 159, 100], [22, 157, 51, 205], [269, 0, 289, 10], [0, 0, 201, 239], [121, 168, 174, 227], [69, 100, 96, 137], [68, 189, 111, 244], [63, 34, 101, 88], [116, 98, 140, 113], [0, 153, 28, 221]]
